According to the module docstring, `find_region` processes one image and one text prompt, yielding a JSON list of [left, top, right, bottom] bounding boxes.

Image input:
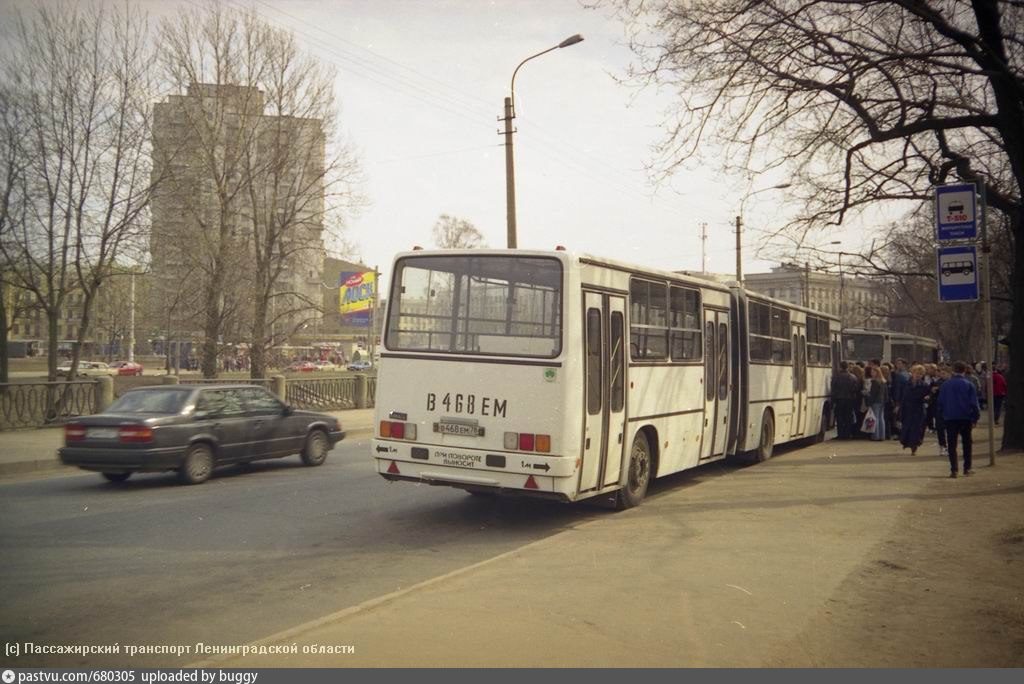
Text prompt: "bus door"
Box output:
[[792, 324, 808, 436], [700, 309, 731, 459], [579, 291, 627, 493]]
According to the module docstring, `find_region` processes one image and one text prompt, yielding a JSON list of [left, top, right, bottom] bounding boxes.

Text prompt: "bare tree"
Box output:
[[613, 0, 1024, 447], [0, 2, 155, 384], [432, 214, 486, 249], [156, 5, 362, 379], [242, 20, 363, 379]]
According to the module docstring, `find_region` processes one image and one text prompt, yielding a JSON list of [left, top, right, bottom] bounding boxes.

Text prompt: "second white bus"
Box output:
[[372, 249, 841, 508]]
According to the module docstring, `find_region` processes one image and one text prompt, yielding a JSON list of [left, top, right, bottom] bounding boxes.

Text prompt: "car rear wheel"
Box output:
[[102, 472, 131, 483], [179, 444, 214, 485], [301, 429, 329, 466]]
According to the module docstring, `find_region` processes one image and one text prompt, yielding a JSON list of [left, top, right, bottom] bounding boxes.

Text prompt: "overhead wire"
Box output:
[[221, 0, 702, 223]]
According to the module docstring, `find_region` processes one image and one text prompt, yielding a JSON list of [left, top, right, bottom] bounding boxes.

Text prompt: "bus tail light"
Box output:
[[119, 425, 153, 443], [504, 432, 551, 453], [380, 421, 417, 440], [65, 423, 87, 443]]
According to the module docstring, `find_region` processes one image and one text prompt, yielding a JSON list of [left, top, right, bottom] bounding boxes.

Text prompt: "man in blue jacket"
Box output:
[[936, 360, 981, 478]]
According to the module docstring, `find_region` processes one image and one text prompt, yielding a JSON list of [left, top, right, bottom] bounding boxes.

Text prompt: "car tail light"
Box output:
[[118, 425, 153, 443], [504, 432, 552, 453], [380, 420, 416, 440], [65, 423, 87, 443]]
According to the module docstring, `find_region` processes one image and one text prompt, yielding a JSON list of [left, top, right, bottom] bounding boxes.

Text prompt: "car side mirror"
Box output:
[[282, 404, 295, 416]]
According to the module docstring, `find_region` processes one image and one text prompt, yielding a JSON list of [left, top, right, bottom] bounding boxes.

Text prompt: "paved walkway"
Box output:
[[0, 408, 376, 478], [189, 422, 1021, 668]]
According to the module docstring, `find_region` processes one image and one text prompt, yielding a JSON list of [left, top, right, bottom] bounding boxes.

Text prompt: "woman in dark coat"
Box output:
[[899, 364, 930, 455]]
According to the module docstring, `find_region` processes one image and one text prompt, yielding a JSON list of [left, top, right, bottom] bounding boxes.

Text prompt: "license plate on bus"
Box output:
[[88, 428, 118, 440], [433, 421, 485, 437]]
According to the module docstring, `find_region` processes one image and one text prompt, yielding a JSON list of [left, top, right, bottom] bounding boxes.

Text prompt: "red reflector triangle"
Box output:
[[387, 461, 400, 474], [524, 475, 539, 489]]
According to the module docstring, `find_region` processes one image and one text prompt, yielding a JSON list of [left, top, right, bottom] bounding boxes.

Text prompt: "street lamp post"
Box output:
[[502, 34, 584, 249], [735, 182, 791, 283]]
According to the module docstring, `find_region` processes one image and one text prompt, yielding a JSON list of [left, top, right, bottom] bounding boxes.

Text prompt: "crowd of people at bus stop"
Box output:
[[830, 358, 1007, 478]]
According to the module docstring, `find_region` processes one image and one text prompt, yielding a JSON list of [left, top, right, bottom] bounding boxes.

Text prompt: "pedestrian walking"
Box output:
[[890, 359, 910, 434], [937, 360, 981, 478], [978, 362, 990, 410], [862, 366, 887, 441], [898, 364, 930, 455], [991, 366, 1007, 425]]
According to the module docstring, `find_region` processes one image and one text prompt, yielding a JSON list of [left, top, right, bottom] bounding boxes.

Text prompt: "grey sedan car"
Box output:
[[59, 384, 345, 485]]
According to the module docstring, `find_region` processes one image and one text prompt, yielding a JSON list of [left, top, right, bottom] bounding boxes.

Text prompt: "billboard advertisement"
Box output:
[[339, 271, 376, 326]]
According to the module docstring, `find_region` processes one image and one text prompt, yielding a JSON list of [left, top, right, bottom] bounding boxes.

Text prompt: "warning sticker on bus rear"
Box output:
[[435, 450, 482, 468]]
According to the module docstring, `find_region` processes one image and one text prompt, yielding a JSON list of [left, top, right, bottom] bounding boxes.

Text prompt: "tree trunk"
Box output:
[[47, 309, 59, 381], [250, 295, 268, 379], [200, 274, 223, 379], [0, 292, 8, 384], [1001, 209, 1023, 450]]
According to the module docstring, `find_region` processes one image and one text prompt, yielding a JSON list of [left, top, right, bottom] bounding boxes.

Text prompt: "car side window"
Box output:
[[196, 390, 245, 418], [239, 387, 283, 414]]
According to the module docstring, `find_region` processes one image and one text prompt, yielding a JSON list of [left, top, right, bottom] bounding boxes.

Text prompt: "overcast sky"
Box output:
[[11, 0, 873, 284]]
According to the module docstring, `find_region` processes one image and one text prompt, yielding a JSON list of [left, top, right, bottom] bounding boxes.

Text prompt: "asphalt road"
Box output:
[[0, 438, 609, 667]]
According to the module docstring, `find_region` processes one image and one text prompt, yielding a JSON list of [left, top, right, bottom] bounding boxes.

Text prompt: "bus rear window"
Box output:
[[386, 255, 562, 358]]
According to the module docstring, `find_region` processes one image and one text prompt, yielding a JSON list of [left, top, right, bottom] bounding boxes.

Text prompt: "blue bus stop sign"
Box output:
[[935, 183, 977, 241], [937, 245, 979, 302]]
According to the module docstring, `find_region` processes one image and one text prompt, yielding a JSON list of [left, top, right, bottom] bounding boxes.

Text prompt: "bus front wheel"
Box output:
[[617, 431, 652, 510]]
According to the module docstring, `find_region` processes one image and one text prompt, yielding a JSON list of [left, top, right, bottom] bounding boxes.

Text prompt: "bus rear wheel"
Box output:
[[754, 412, 775, 462], [617, 431, 652, 510]]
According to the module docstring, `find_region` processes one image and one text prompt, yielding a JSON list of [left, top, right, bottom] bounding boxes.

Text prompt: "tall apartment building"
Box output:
[[150, 83, 326, 346]]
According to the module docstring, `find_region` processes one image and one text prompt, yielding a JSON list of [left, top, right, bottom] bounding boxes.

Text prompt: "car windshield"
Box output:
[[108, 389, 188, 414]]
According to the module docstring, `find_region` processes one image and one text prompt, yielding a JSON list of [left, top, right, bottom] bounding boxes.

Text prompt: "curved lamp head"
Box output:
[[559, 34, 584, 48]]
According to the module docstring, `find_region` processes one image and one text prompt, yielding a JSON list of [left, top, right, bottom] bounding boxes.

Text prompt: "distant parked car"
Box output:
[[56, 361, 116, 377], [347, 360, 373, 372], [287, 361, 317, 372], [59, 384, 345, 485], [109, 361, 144, 376], [313, 360, 337, 371]]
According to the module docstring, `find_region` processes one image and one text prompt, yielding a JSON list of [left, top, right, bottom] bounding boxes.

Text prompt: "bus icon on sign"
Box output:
[[941, 260, 974, 278], [948, 203, 964, 213]]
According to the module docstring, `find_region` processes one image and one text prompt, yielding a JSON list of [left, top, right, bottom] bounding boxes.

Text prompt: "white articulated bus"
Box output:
[[372, 250, 840, 508], [840, 328, 941, 366]]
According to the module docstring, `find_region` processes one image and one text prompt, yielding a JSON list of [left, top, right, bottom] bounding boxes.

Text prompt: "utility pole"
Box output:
[[735, 216, 743, 283], [369, 265, 380, 365], [502, 97, 517, 249], [700, 222, 708, 274], [804, 262, 811, 308]]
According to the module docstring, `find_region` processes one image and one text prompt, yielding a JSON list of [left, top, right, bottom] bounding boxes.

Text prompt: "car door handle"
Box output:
[[212, 423, 222, 430]]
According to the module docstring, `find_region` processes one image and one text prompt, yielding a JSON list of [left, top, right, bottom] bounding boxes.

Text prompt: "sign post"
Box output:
[[934, 181, 994, 466]]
